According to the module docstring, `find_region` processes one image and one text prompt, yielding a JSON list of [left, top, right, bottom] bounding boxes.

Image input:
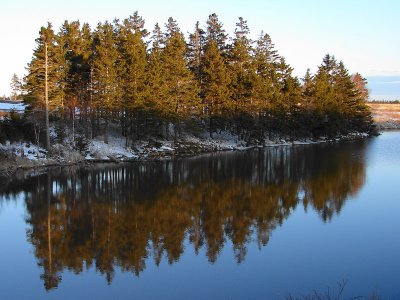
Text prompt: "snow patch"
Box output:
[[0, 141, 46, 160]]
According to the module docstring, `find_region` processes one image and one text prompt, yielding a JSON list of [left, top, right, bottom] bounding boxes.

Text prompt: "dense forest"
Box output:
[[1, 12, 375, 149]]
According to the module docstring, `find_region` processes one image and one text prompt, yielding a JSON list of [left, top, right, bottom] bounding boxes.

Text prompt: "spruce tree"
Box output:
[[228, 17, 255, 116], [312, 56, 340, 134], [116, 12, 149, 140], [79, 23, 94, 137], [252, 32, 280, 112], [10, 74, 22, 100], [25, 23, 64, 149], [351, 73, 369, 101], [206, 13, 228, 53], [202, 40, 231, 137], [334, 62, 374, 132], [146, 22, 167, 128], [57, 20, 92, 145], [161, 19, 199, 122], [187, 21, 205, 82], [92, 21, 120, 143]]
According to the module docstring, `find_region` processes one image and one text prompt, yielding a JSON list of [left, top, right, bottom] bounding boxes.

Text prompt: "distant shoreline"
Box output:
[[367, 102, 400, 130]]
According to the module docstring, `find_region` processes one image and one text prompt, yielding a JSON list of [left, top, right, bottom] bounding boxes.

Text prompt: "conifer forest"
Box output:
[[2, 12, 375, 149]]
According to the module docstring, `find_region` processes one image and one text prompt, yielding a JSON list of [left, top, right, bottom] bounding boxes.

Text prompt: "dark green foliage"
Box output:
[[20, 14, 375, 148], [0, 113, 35, 143], [74, 134, 90, 153]]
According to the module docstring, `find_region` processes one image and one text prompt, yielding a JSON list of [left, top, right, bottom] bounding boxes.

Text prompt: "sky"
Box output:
[[1, 0, 399, 99]]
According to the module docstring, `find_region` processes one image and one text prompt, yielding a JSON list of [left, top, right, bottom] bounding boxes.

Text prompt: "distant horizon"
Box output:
[[366, 76, 400, 101]]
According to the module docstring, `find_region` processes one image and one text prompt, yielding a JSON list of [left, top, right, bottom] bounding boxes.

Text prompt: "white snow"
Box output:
[[0, 141, 46, 160], [0, 123, 372, 165], [88, 135, 137, 160]]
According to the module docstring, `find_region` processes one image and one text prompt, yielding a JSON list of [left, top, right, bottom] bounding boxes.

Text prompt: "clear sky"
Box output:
[[1, 0, 399, 98]]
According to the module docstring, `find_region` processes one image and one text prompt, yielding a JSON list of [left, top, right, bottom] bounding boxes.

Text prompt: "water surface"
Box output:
[[0, 132, 399, 299]]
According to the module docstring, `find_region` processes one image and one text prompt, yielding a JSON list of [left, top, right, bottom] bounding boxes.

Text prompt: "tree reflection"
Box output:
[[0, 141, 368, 290]]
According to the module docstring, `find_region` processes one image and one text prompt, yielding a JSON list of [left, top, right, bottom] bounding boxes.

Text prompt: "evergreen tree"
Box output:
[[164, 17, 180, 40], [313, 67, 336, 114], [146, 23, 167, 120], [161, 20, 199, 123], [312, 55, 341, 134], [79, 23, 94, 137], [320, 53, 337, 83], [351, 73, 369, 101], [301, 68, 314, 101], [228, 17, 255, 114], [202, 40, 231, 137], [334, 62, 374, 132], [252, 32, 280, 112], [187, 21, 205, 82], [20, 14, 376, 148], [10, 74, 22, 100], [116, 13, 149, 140], [206, 13, 228, 52], [92, 21, 120, 143], [25, 23, 64, 149], [57, 20, 93, 144], [276, 58, 301, 111]]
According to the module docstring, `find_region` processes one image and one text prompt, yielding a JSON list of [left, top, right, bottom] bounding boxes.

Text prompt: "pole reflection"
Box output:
[[0, 141, 368, 290]]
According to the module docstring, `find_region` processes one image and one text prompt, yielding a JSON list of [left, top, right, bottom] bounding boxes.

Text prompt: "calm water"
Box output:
[[0, 132, 399, 299]]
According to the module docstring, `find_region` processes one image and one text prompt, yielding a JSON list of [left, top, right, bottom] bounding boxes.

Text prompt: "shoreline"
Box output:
[[0, 131, 376, 179]]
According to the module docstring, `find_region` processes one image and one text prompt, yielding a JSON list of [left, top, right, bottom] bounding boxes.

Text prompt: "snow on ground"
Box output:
[[0, 141, 46, 160], [0, 125, 373, 166], [184, 130, 245, 150], [88, 135, 137, 160]]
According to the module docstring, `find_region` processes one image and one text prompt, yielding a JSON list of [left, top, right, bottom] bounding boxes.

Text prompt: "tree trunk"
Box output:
[[45, 42, 50, 150], [209, 112, 213, 138], [72, 108, 75, 148]]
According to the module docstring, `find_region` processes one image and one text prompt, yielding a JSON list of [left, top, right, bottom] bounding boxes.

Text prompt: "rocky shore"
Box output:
[[0, 131, 374, 179]]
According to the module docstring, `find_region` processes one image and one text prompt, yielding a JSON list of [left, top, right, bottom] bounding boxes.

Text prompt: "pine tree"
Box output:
[[116, 12, 149, 140], [146, 22, 168, 132], [57, 20, 93, 145], [92, 21, 121, 143], [351, 73, 369, 101], [79, 23, 94, 137], [187, 21, 205, 82], [202, 40, 231, 137], [334, 62, 374, 132], [320, 54, 337, 83], [228, 17, 255, 115], [312, 56, 340, 134], [276, 58, 301, 111], [10, 74, 22, 100], [301, 69, 314, 100], [161, 20, 199, 123], [25, 23, 64, 149], [252, 32, 280, 112], [206, 13, 228, 53], [147, 24, 165, 100]]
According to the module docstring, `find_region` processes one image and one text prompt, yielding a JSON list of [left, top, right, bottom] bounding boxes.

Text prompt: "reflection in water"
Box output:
[[0, 141, 367, 290]]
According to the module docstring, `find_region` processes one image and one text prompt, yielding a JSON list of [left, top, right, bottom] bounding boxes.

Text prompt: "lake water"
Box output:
[[0, 132, 399, 299]]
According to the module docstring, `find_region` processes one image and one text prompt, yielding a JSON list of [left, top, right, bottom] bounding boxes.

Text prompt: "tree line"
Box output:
[[20, 12, 375, 149]]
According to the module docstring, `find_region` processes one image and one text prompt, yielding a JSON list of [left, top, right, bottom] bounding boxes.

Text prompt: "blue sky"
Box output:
[[1, 0, 399, 99]]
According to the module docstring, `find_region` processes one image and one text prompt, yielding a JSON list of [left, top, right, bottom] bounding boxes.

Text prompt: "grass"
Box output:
[[367, 103, 400, 123]]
